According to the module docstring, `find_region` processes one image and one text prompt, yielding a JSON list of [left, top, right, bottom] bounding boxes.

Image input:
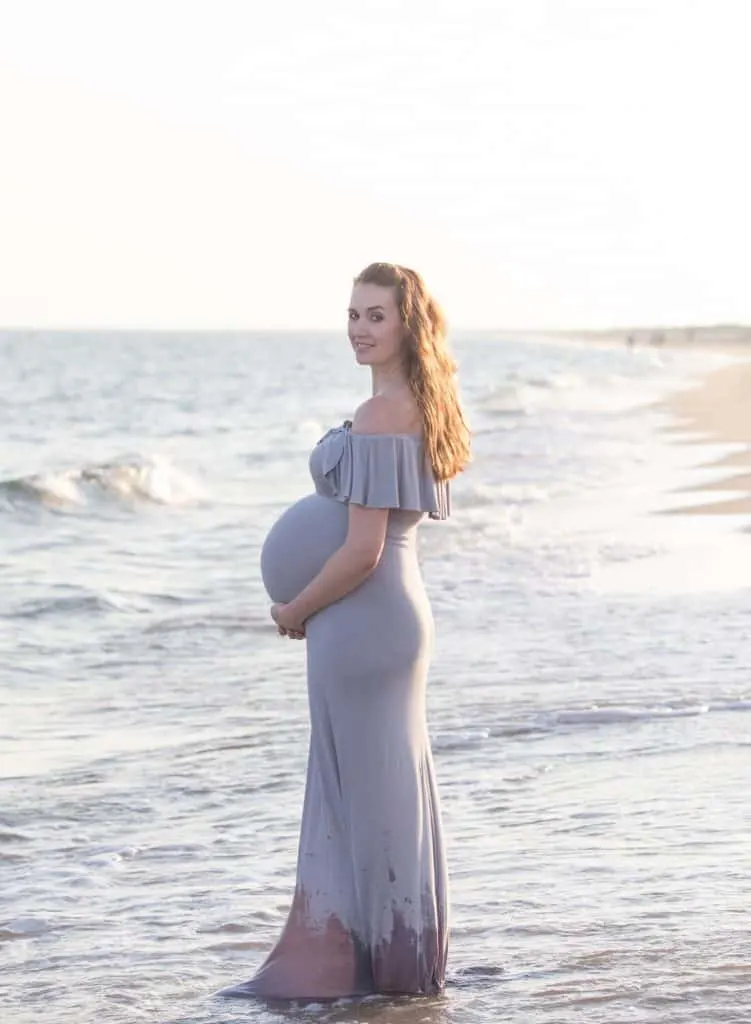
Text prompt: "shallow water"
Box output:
[[2, 330, 750, 1023]]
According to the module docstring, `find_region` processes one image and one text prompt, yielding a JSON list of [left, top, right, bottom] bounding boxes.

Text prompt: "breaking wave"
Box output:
[[0, 455, 205, 510]]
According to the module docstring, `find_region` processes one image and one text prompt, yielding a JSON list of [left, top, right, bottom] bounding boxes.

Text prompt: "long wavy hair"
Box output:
[[354, 262, 471, 481]]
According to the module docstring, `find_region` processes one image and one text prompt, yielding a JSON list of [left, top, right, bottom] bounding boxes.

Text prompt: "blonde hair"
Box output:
[[354, 262, 471, 481]]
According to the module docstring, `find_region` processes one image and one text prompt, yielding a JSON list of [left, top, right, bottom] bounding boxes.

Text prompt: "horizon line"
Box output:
[[2, 322, 750, 336]]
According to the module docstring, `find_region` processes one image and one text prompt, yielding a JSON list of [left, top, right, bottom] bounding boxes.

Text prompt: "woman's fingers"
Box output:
[[277, 625, 305, 639]]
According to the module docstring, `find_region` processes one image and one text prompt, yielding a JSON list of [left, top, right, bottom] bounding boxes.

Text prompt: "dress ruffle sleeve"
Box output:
[[320, 426, 450, 521]]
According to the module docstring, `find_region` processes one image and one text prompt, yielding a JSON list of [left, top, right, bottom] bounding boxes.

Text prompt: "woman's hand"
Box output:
[[271, 603, 306, 640]]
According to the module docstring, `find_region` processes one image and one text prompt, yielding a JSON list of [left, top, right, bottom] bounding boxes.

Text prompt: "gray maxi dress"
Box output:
[[222, 420, 450, 1001]]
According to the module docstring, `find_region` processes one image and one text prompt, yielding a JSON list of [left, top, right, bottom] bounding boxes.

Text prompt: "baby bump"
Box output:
[[261, 493, 348, 604]]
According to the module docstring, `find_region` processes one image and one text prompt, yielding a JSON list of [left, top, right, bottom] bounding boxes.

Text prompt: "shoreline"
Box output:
[[661, 360, 751, 516], [536, 323, 751, 354]]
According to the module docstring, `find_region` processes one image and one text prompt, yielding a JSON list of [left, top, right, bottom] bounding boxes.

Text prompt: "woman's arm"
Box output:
[[284, 503, 389, 625], [275, 395, 412, 631]]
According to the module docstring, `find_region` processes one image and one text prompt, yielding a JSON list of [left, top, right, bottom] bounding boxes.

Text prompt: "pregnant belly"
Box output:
[[260, 493, 348, 604]]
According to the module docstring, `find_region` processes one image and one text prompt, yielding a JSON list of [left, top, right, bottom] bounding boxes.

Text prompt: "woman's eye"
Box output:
[[371, 314, 383, 322], [348, 311, 358, 320]]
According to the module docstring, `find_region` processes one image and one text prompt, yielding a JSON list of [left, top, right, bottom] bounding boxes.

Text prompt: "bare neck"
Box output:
[[370, 361, 411, 398]]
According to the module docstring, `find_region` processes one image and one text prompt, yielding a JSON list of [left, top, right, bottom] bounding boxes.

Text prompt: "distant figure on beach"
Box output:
[[219, 263, 471, 1001]]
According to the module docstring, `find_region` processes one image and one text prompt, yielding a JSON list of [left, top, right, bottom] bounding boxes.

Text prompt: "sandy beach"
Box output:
[[664, 359, 751, 515], [550, 321, 751, 517]]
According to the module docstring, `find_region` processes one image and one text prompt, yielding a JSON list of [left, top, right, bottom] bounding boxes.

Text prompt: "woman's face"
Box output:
[[347, 282, 405, 367]]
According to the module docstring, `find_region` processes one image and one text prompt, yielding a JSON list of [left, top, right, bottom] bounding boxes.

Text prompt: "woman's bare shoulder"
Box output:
[[351, 395, 421, 436]]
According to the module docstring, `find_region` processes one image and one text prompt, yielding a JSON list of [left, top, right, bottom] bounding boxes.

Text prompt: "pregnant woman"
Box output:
[[221, 262, 471, 1001]]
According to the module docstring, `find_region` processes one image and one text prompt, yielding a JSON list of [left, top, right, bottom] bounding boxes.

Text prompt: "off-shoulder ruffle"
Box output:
[[318, 423, 450, 520]]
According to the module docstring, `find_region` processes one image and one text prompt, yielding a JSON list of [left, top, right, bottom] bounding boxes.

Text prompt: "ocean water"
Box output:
[[1, 329, 750, 1024]]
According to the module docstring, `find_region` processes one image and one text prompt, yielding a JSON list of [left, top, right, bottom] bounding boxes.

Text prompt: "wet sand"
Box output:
[[663, 360, 751, 515], [547, 320, 751, 515]]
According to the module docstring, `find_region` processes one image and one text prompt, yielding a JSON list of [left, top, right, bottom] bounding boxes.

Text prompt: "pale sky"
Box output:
[[1, 0, 749, 329]]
